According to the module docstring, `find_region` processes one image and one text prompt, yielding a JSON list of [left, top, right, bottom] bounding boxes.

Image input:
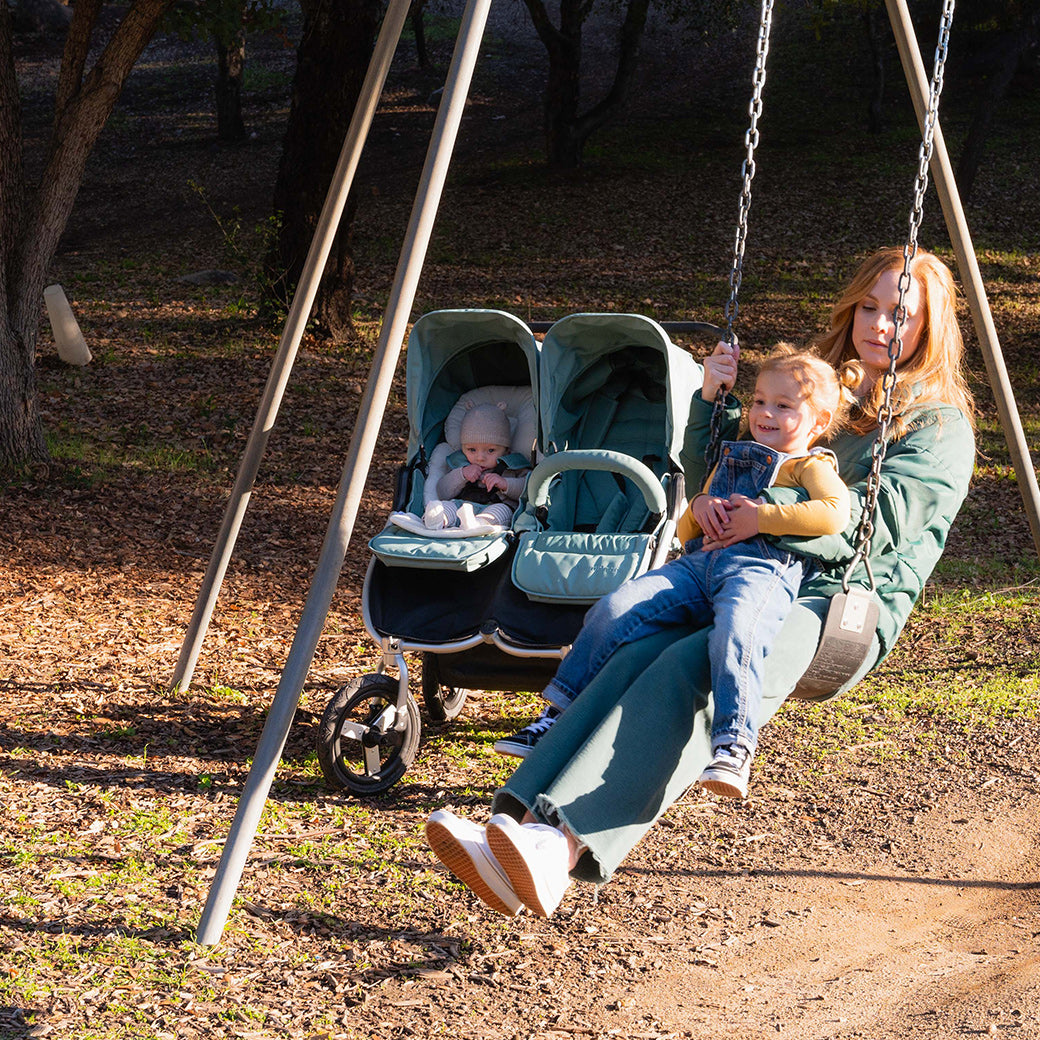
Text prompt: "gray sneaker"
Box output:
[[698, 743, 753, 799], [493, 706, 561, 759]]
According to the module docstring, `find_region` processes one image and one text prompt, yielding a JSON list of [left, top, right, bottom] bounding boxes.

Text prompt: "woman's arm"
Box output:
[[764, 408, 975, 568], [679, 341, 743, 489], [679, 390, 742, 492]]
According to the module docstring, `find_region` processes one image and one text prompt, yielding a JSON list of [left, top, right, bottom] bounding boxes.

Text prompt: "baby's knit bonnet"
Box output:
[[460, 402, 511, 448]]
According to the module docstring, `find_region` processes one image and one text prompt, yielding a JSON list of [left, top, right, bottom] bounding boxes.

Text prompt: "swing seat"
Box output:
[[789, 588, 881, 701]]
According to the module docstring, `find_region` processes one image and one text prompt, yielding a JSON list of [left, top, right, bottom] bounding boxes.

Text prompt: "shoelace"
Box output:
[[526, 712, 558, 736]]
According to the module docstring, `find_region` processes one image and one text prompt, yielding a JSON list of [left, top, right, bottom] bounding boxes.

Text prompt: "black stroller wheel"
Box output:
[[316, 675, 420, 795], [420, 653, 470, 722]]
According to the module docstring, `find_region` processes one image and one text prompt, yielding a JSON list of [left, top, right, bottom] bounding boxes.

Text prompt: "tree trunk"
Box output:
[[0, 0, 170, 468], [410, 0, 429, 70], [523, 0, 650, 170], [215, 26, 246, 143], [264, 0, 380, 341], [956, 14, 1039, 201], [863, 7, 886, 134], [0, 325, 48, 465]]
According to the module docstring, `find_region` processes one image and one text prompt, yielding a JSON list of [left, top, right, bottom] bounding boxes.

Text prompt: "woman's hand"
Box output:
[[701, 339, 739, 402], [691, 494, 731, 541]]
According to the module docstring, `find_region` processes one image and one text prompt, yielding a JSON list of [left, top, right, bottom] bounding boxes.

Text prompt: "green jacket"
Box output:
[[680, 390, 975, 660]]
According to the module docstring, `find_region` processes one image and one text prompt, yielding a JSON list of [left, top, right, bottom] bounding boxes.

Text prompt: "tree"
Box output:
[[410, 0, 431, 71], [165, 0, 286, 143], [0, 0, 173, 467], [522, 0, 652, 169], [213, 1, 247, 142], [862, 3, 887, 133], [263, 0, 380, 339], [955, 1, 1039, 200]]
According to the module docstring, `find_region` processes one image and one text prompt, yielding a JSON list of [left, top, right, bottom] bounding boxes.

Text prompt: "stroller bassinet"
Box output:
[[316, 309, 703, 793]]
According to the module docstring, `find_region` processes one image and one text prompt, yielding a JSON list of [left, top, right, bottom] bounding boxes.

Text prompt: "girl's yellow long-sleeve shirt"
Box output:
[[676, 452, 851, 545]]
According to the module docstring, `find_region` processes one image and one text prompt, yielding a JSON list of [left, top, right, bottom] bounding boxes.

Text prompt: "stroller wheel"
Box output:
[[421, 653, 470, 722], [316, 674, 421, 795]]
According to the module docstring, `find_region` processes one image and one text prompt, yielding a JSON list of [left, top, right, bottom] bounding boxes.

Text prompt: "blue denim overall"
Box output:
[[543, 440, 810, 754]]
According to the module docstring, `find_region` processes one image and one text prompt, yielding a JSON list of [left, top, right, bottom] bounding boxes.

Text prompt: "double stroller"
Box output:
[[316, 309, 704, 793]]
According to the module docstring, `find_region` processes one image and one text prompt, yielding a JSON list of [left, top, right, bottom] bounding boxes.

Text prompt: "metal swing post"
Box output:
[[170, 0, 414, 694], [195, 0, 494, 946], [886, 0, 1040, 559]]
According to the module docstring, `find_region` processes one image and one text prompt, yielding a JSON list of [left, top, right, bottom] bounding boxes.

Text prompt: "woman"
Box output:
[[425, 247, 976, 918]]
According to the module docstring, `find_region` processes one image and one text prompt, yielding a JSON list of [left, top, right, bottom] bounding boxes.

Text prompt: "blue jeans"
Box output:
[[543, 439, 806, 753], [544, 538, 805, 752]]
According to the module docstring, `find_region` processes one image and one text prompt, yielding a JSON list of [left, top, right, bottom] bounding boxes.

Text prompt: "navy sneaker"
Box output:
[[493, 706, 561, 759]]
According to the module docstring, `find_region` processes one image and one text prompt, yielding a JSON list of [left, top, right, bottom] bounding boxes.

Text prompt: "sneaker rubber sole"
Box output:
[[425, 813, 522, 916], [485, 815, 569, 918], [698, 773, 746, 798], [491, 735, 533, 759]]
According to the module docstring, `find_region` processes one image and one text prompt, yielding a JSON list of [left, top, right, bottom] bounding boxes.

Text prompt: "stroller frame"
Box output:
[[316, 308, 706, 794]]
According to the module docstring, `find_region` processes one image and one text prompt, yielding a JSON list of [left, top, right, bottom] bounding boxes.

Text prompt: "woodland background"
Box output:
[[1, 2, 1039, 1039]]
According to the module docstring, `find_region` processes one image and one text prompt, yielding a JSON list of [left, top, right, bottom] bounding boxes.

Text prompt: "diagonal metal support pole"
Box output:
[[170, 0, 413, 694], [195, 0, 494, 946], [886, 0, 1040, 560]]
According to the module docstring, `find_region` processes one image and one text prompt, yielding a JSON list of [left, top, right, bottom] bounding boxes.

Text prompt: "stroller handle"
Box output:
[[525, 449, 667, 515]]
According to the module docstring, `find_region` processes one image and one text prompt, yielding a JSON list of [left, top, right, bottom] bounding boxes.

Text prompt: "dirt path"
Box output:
[[642, 797, 1040, 1038], [480, 787, 1040, 1040]]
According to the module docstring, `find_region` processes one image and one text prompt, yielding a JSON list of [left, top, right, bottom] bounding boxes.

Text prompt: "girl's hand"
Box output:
[[691, 494, 730, 541], [482, 472, 507, 492], [701, 339, 739, 402], [703, 494, 761, 549], [461, 463, 484, 482]]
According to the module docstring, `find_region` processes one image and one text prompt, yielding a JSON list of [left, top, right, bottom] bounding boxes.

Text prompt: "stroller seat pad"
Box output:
[[388, 511, 505, 539]]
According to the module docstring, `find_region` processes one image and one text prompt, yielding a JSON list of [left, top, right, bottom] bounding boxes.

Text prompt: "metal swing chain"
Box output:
[[842, 0, 956, 593], [706, 0, 775, 471]]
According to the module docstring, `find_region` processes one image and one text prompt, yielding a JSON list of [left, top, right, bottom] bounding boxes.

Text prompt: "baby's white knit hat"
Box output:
[[460, 402, 511, 448]]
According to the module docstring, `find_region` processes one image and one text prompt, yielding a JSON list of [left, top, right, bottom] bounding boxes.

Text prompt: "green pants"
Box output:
[[493, 597, 879, 885]]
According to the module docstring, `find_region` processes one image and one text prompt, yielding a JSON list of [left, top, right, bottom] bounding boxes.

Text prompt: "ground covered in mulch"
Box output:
[[3, 4, 1040, 1039]]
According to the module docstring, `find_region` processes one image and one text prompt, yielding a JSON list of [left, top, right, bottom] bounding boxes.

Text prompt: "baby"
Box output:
[[423, 402, 529, 531]]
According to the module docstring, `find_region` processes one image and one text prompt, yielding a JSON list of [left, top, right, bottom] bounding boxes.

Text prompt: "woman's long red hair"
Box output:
[[814, 247, 975, 438]]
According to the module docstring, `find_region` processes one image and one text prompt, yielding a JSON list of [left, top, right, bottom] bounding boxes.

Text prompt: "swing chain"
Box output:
[[707, 0, 775, 471], [842, 0, 956, 593], [724, 0, 774, 343]]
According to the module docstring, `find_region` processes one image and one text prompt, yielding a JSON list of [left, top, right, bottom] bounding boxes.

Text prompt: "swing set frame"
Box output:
[[174, 0, 1040, 946]]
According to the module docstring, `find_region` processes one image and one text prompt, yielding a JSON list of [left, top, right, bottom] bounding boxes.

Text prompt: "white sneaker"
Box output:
[[425, 810, 522, 916], [456, 502, 478, 531], [486, 813, 572, 917], [423, 502, 448, 529], [698, 743, 753, 799]]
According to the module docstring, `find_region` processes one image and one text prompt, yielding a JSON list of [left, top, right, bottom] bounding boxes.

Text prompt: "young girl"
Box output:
[[498, 347, 851, 797], [426, 247, 975, 920]]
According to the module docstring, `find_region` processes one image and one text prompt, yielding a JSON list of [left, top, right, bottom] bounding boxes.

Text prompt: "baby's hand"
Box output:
[[482, 472, 507, 493], [701, 339, 739, 401], [461, 463, 484, 483], [691, 494, 730, 542]]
